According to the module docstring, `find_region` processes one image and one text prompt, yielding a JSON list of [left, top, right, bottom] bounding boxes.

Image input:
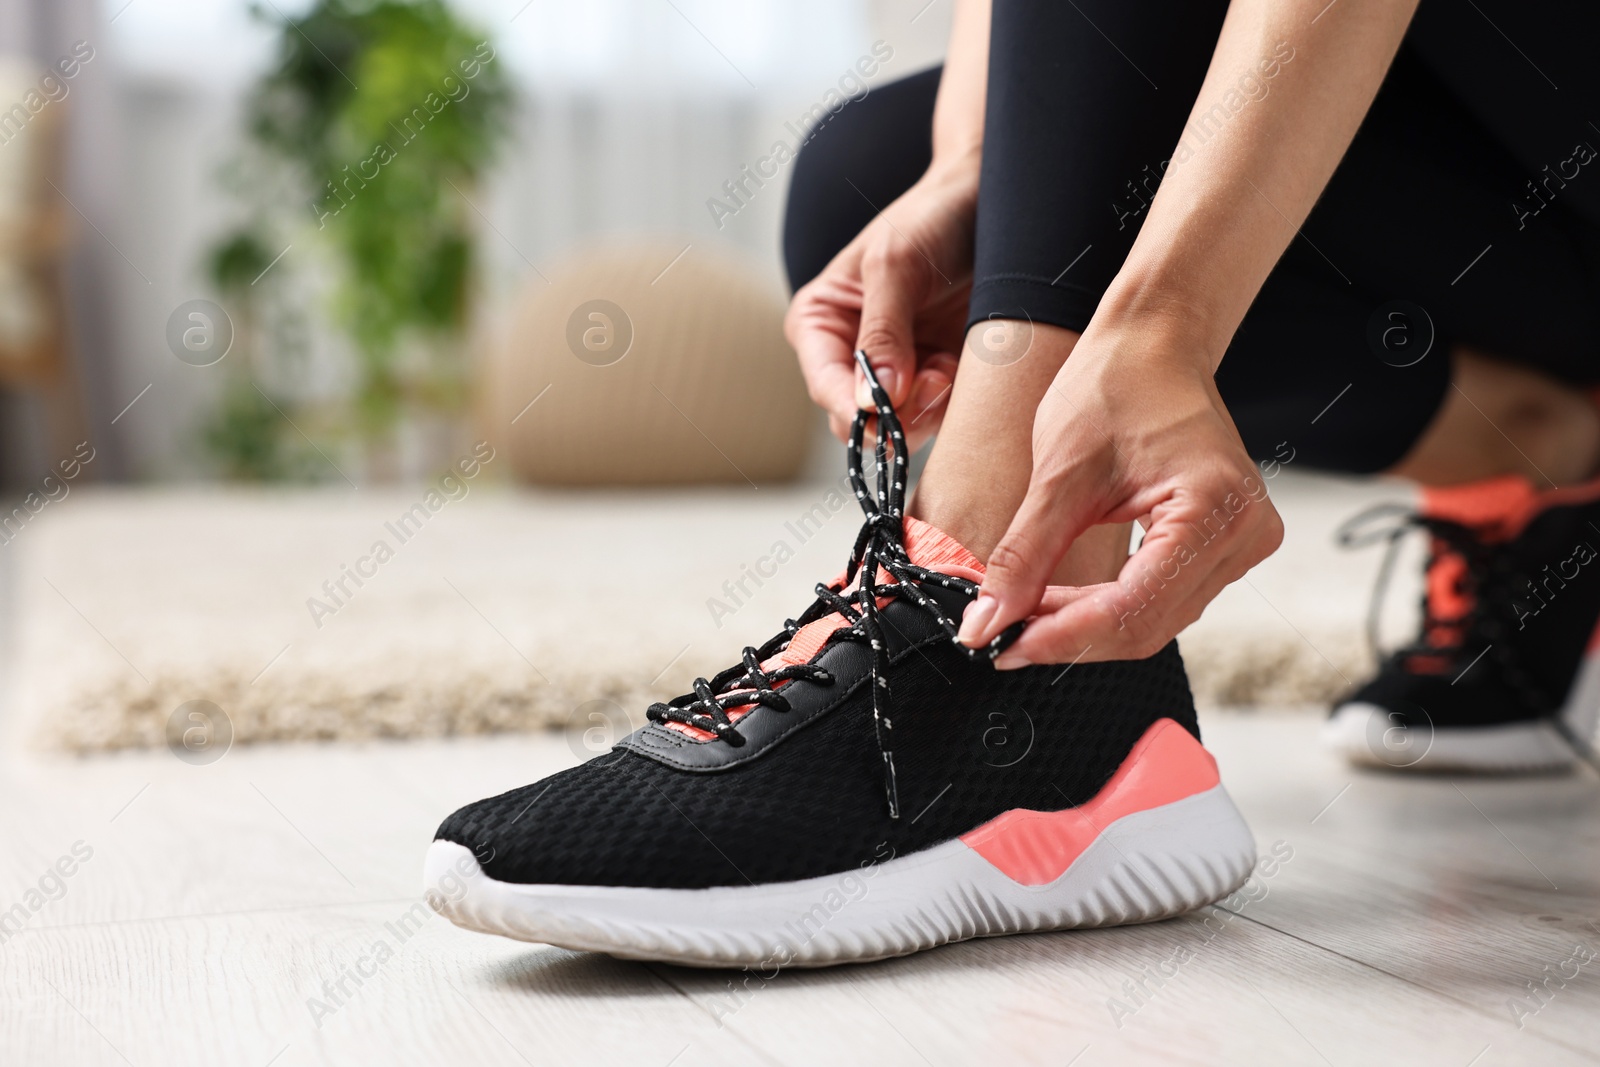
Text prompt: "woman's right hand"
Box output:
[[783, 157, 980, 450]]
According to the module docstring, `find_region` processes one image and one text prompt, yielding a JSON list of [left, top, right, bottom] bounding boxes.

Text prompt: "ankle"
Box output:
[[911, 477, 1129, 586], [908, 457, 1013, 563], [909, 319, 1131, 585], [1393, 348, 1600, 488]]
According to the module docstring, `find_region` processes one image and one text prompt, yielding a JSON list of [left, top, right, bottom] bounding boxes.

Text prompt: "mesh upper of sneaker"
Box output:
[[435, 639, 1198, 889]]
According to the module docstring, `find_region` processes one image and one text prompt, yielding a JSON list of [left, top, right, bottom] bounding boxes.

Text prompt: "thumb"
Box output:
[[853, 245, 925, 410], [958, 466, 1104, 652]]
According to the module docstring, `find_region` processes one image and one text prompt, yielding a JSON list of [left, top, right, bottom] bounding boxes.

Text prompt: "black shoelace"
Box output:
[[647, 350, 1025, 818]]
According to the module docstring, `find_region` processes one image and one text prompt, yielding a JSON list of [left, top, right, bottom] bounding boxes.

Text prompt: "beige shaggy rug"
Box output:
[[3, 472, 1418, 754]]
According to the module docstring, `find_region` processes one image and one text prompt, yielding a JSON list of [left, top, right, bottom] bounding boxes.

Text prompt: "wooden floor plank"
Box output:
[[1212, 714, 1600, 1054]]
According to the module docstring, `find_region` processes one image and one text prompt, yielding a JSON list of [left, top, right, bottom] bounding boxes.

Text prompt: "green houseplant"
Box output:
[[204, 0, 511, 478], [200, 231, 297, 481]]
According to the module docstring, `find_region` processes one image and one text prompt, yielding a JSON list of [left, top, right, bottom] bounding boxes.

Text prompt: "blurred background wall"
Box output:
[[0, 0, 953, 487]]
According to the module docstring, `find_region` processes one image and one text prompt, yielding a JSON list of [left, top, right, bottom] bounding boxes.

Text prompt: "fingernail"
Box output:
[[958, 594, 998, 647], [993, 650, 1032, 670], [872, 365, 900, 404]]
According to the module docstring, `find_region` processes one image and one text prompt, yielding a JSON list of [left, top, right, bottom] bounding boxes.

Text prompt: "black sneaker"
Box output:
[[423, 353, 1256, 968], [1323, 475, 1600, 772]]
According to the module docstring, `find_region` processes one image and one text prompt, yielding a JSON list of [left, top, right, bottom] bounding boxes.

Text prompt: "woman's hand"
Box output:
[[958, 318, 1285, 665], [783, 159, 978, 451], [953, 0, 1423, 664]]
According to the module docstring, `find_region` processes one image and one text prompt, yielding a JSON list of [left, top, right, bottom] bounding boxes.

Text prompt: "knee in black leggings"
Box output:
[[781, 66, 941, 292]]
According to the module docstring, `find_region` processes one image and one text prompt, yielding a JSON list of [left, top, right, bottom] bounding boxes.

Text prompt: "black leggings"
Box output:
[[782, 1, 1600, 475]]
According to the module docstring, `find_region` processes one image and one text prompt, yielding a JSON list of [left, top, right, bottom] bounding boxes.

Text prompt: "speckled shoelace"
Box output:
[[647, 351, 1024, 818]]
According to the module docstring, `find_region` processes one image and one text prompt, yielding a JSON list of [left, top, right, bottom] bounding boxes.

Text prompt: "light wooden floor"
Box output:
[[2, 711, 1597, 1066]]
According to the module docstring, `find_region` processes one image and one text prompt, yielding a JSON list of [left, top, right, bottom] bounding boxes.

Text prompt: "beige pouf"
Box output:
[[485, 242, 815, 486]]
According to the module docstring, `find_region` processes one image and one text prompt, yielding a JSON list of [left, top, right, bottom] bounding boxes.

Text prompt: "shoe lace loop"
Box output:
[[649, 656, 835, 747], [646, 351, 1026, 819]]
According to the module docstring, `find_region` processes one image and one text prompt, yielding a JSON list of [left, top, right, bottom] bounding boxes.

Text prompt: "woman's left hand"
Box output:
[[956, 317, 1285, 666]]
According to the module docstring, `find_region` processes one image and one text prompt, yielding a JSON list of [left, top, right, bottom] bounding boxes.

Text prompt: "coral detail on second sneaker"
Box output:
[[960, 718, 1221, 886], [1422, 473, 1600, 542], [1406, 473, 1600, 661]]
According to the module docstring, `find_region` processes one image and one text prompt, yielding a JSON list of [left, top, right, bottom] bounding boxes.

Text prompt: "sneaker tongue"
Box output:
[[768, 516, 984, 670], [901, 515, 986, 576], [1420, 475, 1538, 539]]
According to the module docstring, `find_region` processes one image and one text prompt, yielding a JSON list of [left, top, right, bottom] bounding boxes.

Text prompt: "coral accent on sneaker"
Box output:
[[1423, 549, 1473, 647], [960, 718, 1220, 886], [900, 516, 987, 583], [762, 516, 985, 673]]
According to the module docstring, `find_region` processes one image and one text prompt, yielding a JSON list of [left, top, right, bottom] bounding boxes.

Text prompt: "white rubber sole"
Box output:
[[1322, 702, 1576, 773], [424, 783, 1257, 968]]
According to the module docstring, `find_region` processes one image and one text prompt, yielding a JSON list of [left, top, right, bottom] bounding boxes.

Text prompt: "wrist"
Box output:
[[1088, 260, 1231, 373], [922, 145, 982, 201]]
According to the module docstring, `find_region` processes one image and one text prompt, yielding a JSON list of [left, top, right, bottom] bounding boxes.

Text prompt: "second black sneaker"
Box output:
[[423, 353, 1256, 968], [1324, 475, 1600, 772]]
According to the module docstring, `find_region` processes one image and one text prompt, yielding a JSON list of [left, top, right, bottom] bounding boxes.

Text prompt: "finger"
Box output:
[[790, 327, 864, 431], [986, 583, 1110, 668], [998, 490, 1281, 665], [999, 538, 1253, 666], [854, 241, 928, 410], [958, 457, 1109, 650], [808, 352, 859, 428], [784, 273, 864, 428]]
